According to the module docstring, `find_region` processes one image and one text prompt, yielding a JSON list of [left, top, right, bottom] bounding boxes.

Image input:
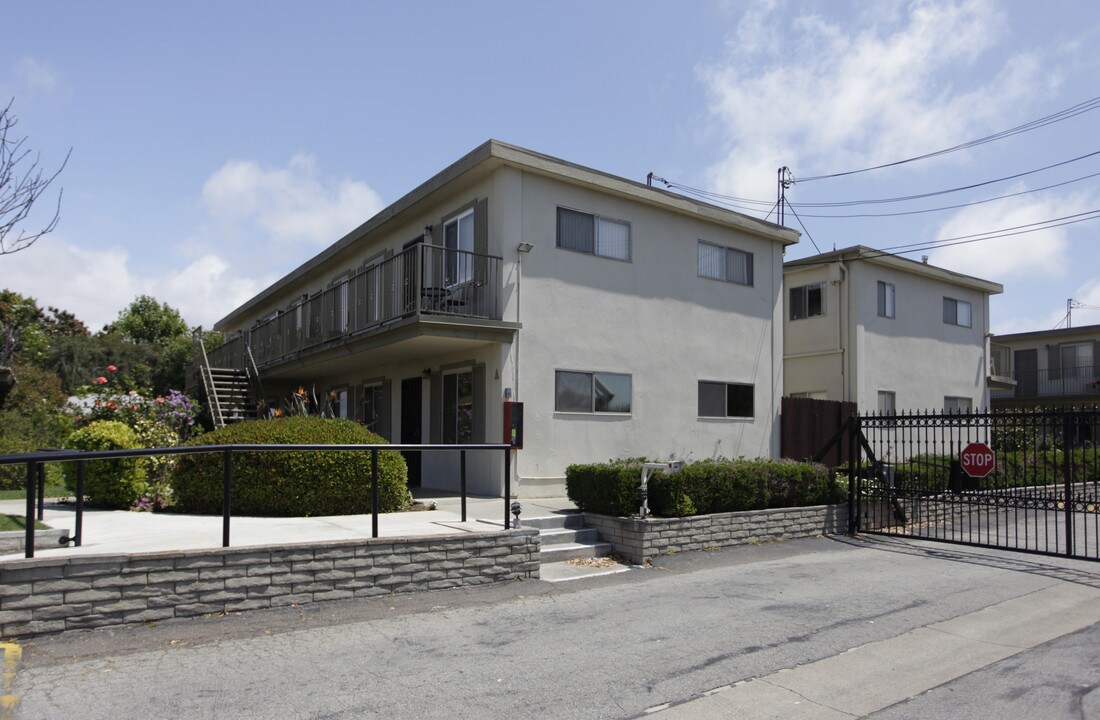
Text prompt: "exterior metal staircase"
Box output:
[[194, 330, 259, 430]]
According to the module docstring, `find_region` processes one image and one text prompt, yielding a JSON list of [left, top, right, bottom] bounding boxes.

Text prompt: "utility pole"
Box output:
[[1067, 298, 1084, 328], [776, 167, 793, 225]]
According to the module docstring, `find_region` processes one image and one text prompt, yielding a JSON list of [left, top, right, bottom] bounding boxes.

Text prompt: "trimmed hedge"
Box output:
[[62, 420, 147, 509], [566, 457, 845, 518], [171, 417, 408, 516]]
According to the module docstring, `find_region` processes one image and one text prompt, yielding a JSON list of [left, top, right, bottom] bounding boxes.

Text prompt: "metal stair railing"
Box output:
[[195, 331, 226, 429], [244, 341, 265, 418]]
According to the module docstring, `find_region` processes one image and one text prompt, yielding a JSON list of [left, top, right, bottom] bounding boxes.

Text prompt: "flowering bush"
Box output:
[[68, 364, 202, 509]]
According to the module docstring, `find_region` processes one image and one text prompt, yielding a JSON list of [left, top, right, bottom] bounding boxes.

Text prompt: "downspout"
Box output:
[[835, 260, 849, 402]]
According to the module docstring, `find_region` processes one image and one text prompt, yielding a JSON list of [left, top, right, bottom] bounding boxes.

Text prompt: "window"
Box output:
[[362, 383, 383, 434], [944, 396, 972, 413], [943, 297, 972, 327], [442, 370, 474, 443], [443, 209, 474, 287], [556, 207, 631, 261], [555, 371, 632, 413], [877, 281, 895, 318], [877, 391, 895, 414], [790, 283, 825, 320], [698, 241, 753, 286], [1059, 343, 1093, 379], [698, 381, 754, 418]]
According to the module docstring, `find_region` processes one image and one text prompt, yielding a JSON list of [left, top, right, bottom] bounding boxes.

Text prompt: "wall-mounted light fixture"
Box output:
[[517, 242, 534, 253]]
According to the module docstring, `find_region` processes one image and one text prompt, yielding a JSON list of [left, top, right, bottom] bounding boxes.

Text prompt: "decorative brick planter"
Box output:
[[0, 528, 539, 638], [584, 504, 848, 564]]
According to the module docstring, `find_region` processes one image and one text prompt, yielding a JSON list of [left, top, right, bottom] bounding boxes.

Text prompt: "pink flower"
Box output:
[[108, 403, 119, 411], [155, 397, 165, 404], [107, 365, 118, 373], [95, 376, 108, 385]]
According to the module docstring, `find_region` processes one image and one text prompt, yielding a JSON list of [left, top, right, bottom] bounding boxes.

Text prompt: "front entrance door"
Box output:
[[400, 377, 422, 487]]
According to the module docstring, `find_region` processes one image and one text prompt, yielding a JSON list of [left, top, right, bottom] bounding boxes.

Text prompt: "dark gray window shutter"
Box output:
[[473, 198, 489, 316], [472, 365, 486, 444], [1048, 345, 1061, 381], [430, 374, 442, 444], [1093, 342, 1100, 376], [378, 380, 392, 441]]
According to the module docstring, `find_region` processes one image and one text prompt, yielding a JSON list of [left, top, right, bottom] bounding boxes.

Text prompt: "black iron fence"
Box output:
[[849, 406, 1099, 560], [208, 243, 503, 370], [0, 443, 513, 559]]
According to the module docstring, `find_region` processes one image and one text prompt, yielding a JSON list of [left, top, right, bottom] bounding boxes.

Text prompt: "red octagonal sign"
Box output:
[[960, 442, 996, 478]]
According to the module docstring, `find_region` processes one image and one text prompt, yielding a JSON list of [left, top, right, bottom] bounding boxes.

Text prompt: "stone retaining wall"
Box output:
[[584, 504, 848, 564], [0, 529, 539, 638]]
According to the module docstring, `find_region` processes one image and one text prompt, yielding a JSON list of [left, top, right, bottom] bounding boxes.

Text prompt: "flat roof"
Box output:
[[784, 245, 1003, 295], [216, 140, 801, 329]]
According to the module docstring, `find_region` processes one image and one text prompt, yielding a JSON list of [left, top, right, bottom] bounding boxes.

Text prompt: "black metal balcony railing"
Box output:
[[208, 244, 502, 369], [991, 364, 1100, 399]]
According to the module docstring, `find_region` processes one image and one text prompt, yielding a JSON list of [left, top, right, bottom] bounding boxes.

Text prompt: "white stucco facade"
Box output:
[[783, 247, 1003, 414], [213, 141, 798, 497]]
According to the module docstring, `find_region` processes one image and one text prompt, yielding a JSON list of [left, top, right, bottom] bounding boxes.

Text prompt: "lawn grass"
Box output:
[[0, 480, 69, 502], [0, 514, 50, 531]]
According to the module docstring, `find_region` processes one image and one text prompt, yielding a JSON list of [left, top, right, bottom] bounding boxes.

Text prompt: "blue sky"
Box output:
[[3, 0, 1099, 334]]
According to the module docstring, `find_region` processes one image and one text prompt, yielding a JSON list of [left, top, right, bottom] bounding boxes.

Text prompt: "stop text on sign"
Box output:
[[960, 442, 996, 478]]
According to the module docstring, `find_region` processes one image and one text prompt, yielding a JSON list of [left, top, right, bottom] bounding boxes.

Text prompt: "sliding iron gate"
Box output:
[[850, 407, 1100, 561]]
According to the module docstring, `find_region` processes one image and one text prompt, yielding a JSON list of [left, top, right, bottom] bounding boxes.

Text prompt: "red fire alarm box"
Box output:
[[503, 401, 524, 449]]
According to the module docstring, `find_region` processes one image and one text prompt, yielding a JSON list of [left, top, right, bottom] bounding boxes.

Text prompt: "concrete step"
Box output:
[[540, 540, 612, 564], [540, 559, 633, 583], [519, 513, 585, 531], [539, 527, 599, 546]]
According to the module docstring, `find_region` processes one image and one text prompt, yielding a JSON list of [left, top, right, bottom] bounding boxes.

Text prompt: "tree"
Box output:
[[115, 295, 189, 346], [0, 99, 69, 256]]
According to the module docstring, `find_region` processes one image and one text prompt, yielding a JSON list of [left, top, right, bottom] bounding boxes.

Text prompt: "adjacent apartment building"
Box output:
[[989, 324, 1100, 410], [783, 246, 1006, 413], [209, 140, 799, 497]]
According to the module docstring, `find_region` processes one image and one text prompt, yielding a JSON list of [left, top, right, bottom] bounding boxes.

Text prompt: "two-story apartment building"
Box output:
[[209, 141, 799, 497], [990, 324, 1100, 410], [783, 246, 1005, 413]]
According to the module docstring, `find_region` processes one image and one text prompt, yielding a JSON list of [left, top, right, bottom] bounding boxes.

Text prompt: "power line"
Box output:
[[783, 201, 820, 253], [874, 209, 1100, 255], [795, 95, 1100, 182]]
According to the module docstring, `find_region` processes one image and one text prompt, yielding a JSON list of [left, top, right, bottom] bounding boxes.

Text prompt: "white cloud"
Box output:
[[0, 237, 267, 331], [14, 56, 60, 95], [926, 187, 1093, 279], [2, 155, 378, 330], [202, 154, 384, 250], [699, 0, 1041, 200]]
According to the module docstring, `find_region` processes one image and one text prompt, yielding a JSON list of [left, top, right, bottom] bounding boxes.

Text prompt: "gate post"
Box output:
[[848, 415, 860, 534], [1062, 409, 1076, 557]]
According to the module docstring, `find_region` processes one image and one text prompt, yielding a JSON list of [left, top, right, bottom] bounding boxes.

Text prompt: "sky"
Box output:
[[2, 0, 1099, 335]]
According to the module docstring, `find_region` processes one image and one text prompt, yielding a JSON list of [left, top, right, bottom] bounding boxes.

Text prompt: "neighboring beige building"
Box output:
[[783, 246, 1005, 413], [208, 140, 799, 497], [990, 324, 1100, 410]]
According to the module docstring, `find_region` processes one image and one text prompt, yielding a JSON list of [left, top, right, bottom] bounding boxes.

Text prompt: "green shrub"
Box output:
[[564, 459, 646, 517], [567, 457, 844, 517], [171, 417, 408, 517], [62, 420, 147, 509]]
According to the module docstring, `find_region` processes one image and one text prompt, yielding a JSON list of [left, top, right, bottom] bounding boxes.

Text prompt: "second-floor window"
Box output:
[[557, 207, 631, 261], [877, 281, 895, 318], [943, 297, 972, 327], [1053, 343, 1094, 380], [698, 241, 753, 286], [444, 209, 474, 286], [790, 283, 825, 320]]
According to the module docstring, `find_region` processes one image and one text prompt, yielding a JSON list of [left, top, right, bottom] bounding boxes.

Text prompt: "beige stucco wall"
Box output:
[[505, 170, 785, 493]]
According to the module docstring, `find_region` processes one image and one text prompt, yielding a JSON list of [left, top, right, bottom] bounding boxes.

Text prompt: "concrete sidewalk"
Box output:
[[0, 490, 577, 561]]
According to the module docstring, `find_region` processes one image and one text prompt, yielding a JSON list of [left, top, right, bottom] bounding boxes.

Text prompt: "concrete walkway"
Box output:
[[0, 490, 578, 561]]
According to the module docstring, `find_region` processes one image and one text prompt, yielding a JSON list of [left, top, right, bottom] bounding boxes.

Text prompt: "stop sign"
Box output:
[[960, 442, 996, 478]]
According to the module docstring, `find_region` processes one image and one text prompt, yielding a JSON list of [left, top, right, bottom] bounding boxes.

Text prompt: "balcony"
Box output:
[[990, 364, 1100, 400], [208, 244, 504, 371]]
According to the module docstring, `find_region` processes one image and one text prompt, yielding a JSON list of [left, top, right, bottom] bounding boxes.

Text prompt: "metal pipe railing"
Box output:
[[0, 442, 513, 559]]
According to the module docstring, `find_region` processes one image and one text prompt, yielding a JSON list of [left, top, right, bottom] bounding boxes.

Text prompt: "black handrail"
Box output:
[[0, 443, 513, 559]]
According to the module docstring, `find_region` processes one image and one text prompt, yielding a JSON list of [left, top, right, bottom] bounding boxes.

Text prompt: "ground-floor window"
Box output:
[[555, 370, 632, 413], [698, 381, 754, 418], [944, 396, 972, 413], [442, 369, 474, 443], [362, 383, 383, 433]]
